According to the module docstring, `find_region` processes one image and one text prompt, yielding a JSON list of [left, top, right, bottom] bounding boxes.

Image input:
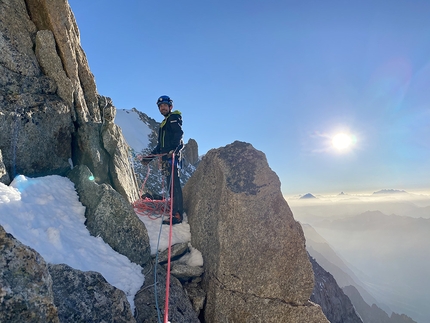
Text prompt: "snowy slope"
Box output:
[[115, 109, 151, 152], [0, 175, 198, 312], [0, 175, 144, 310]]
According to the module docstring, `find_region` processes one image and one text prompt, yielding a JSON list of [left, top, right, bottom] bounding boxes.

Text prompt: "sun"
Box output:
[[332, 133, 353, 150]]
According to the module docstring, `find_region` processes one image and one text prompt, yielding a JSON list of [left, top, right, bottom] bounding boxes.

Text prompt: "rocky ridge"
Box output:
[[310, 256, 363, 323], [0, 0, 362, 322], [343, 286, 417, 323]]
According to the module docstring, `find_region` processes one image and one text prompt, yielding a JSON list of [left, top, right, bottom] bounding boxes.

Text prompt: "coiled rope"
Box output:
[[133, 154, 170, 218]]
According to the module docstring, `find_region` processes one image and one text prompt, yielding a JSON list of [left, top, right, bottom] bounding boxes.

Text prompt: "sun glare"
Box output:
[[332, 133, 353, 150]]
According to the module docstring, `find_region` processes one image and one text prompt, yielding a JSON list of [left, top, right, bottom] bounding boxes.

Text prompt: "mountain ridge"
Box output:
[[306, 212, 429, 322]]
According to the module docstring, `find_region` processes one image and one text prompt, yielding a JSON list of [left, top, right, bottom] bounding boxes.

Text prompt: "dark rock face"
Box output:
[[182, 138, 199, 166], [67, 165, 151, 266], [48, 263, 135, 323], [0, 41, 73, 180], [309, 256, 363, 323], [0, 150, 11, 184], [134, 262, 200, 323], [0, 100, 73, 178], [183, 141, 328, 323], [0, 225, 59, 323]]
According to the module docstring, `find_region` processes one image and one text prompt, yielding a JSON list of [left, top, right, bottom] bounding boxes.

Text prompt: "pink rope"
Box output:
[[133, 152, 176, 322], [164, 153, 175, 323]]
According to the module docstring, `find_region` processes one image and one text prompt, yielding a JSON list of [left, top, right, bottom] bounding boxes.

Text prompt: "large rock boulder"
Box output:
[[183, 141, 328, 322], [67, 165, 151, 266], [0, 225, 59, 323], [48, 263, 135, 323]]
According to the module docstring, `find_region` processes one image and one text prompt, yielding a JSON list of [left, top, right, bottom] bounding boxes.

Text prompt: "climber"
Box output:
[[142, 95, 184, 224]]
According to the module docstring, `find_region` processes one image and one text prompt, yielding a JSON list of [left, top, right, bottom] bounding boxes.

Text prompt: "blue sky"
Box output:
[[68, 0, 430, 196]]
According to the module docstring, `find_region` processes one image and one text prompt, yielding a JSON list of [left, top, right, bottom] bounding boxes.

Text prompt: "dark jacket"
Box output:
[[151, 110, 183, 158]]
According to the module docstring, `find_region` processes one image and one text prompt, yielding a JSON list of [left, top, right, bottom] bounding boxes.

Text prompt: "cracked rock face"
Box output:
[[183, 141, 329, 322], [0, 0, 139, 203]]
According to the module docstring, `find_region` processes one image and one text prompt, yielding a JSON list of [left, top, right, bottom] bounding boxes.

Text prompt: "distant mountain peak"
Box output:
[[300, 193, 317, 199], [372, 189, 407, 195]]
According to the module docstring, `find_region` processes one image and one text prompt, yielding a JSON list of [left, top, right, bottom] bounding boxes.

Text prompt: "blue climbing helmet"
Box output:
[[156, 95, 173, 106]]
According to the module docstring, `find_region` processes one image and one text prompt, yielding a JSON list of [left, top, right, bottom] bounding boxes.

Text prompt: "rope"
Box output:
[[163, 152, 175, 323], [155, 208, 167, 323], [129, 152, 176, 323], [133, 153, 170, 218], [133, 198, 170, 219]]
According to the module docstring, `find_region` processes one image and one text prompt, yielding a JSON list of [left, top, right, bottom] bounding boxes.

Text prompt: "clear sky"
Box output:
[[68, 0, 430, 196]]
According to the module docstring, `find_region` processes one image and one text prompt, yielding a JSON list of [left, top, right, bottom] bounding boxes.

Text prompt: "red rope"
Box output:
[[133, 198, 170, 219], [133, 153, 170, 219]]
